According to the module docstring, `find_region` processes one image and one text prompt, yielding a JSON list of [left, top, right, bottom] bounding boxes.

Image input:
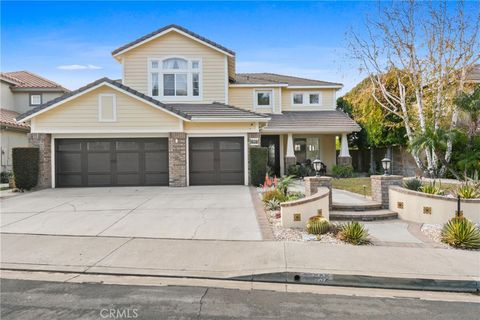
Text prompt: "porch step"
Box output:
[[332, 202, 383, 211], [330, 209, 398, 222]]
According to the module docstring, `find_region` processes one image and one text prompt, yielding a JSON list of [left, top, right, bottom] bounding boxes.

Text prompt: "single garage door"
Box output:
[[189, 137, 244, 185], [56, 138, 168, 187]]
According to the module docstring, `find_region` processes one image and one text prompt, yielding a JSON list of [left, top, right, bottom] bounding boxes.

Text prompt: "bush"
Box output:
[[277, 175, 294, 195], [0, 171, 12, 183], [403, 178, 422, 191], [306, 215, 330, 235], [262, 188, 287, 203], [332, 165, 354, 178], [12, 148, 39, 191], [337, 221, 371, 245], [441, 218, 480, 249], [250, 147, 268, 186], [287, 164, 302, 177], [286, 191, 304, 201]]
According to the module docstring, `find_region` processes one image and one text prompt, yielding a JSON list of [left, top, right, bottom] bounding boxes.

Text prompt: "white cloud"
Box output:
[[57, 64, 102, 70]]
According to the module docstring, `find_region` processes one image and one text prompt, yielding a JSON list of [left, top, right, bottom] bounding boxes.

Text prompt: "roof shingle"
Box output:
[[0, 109, 30, 130], [233, 73, 343, 87], [0, 71, 68, 91]]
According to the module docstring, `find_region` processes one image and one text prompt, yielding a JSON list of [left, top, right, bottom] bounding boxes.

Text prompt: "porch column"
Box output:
[[285, 133, 296, 170], [337, 133, 352, 167]]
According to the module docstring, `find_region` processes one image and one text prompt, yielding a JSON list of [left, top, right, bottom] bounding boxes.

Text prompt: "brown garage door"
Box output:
[[55, 138, 168, 187], [189, 137, 244, 185]]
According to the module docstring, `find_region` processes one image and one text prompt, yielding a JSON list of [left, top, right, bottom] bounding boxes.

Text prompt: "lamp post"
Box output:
[[381, 157, 391, 176], [313, 159, 322, 176]]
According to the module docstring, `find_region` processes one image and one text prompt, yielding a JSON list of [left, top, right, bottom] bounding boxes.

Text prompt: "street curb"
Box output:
[[1, 267, 478, 293], [232, 272, 480, 293]]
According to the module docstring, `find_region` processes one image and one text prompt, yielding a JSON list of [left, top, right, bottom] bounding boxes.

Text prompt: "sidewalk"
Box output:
[[1, 233, 478, 291]]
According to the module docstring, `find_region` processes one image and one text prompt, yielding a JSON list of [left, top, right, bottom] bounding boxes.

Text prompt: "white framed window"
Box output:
[[254, 89, 273, 110], [98, 94, 117, 122], [291, 92, 322, 106], [30, 94, 42, 106], [149, 57, 202, 100]]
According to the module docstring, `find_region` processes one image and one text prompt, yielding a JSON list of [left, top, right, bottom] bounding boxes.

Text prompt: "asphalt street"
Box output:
[[1, 279, 479, 320]]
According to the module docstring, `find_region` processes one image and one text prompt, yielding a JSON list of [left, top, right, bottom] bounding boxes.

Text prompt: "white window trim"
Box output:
[[30, 94, 42, 106], [291, 91, 323, 107], [98, 93, 117, 122], [253, 89, 274, 111], [148, 56, 203, 101]]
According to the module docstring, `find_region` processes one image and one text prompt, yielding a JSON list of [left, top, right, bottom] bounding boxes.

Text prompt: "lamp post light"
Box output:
[[313, 159, 322, 176], [381, 157, 391, 176]]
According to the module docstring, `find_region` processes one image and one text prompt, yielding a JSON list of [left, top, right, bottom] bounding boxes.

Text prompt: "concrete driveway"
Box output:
[[0, 186, 262, 240]]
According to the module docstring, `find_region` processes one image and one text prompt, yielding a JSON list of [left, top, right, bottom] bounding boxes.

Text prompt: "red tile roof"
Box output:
[[0, 109, 30, 130], [0, 71, 68, 91]]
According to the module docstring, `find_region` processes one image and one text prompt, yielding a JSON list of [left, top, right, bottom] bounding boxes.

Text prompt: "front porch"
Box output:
[[260, 132, 353, 176]]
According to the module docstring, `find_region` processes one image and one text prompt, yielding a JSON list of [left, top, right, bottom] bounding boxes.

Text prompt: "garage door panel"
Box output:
[[56, 138, 168, 187], [87, 153, 111, 173], [189, 137, 244, 186]]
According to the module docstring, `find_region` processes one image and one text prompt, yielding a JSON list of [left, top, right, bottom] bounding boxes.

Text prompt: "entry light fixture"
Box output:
[[381, 157, 391, 176]]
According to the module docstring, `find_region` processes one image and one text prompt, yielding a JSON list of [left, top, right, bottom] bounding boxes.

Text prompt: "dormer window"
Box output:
[[149, 57, 201, 100]]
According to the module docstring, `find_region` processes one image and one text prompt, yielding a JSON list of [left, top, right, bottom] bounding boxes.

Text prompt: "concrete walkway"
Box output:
[[332, 189, 379, 206], [1, 233, 478, 283]]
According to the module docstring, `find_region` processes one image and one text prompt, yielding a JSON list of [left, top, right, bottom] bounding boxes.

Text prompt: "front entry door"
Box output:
[[261, 135, 280, 177]]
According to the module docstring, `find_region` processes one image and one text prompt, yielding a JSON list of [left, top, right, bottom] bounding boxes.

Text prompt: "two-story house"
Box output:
[[16, 25, 360, 188], [1, 71, 68, 173]]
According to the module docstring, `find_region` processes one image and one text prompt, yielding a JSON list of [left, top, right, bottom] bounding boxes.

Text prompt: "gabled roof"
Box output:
[[0, 109, 30, 130], [233, 73, 343, 88], [0, 71, 68, 91], [262, 111, 360, 133], [16, 78, 269, 123], [112, 24, 235, 58]]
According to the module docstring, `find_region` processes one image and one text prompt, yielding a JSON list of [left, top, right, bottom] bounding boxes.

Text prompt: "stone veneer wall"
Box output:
[[371, 175, 403, 208], [168, 132, 187, 187], [27, 133, 52, 188]]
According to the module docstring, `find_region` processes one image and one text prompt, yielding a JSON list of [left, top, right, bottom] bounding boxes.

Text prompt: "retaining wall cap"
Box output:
[[371, 175, 404, 180], [390, 186, 480, 203], [305, 176, 332, 181], [280, 187, 329, 207]]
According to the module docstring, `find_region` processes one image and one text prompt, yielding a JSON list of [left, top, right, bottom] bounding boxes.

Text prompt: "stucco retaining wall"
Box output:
[[389, 186, 480, 224], [281, 187, 330, 228]]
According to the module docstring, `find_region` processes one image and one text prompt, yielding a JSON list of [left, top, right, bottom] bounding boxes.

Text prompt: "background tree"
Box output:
[[349, 1, 480, 177]]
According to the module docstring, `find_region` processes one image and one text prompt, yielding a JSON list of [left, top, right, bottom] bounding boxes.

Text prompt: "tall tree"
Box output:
[[349, 1, 480, 176]]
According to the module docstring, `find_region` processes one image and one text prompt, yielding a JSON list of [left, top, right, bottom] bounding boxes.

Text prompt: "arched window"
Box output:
[[150, 57, 201, 99]]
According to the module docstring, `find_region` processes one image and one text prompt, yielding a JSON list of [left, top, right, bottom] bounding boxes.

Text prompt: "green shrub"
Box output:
[[337, 221, 371, 245], [420, 182, 444, 195], [455, 183, 479, 199], [403, 178, 422, 191], [250, 147, 268, 186], [441, 218, 480, 249], [266, 199, 281, 211], [0, 171, 12, 183], [277, 175, 294, 195], [332, 165, 354, 178], [262, 189, 287, 203], [12, 148, 39, 191], [286, 191, 304, 201], [306, 215, 330, 235], [287, 164, 301, 177]]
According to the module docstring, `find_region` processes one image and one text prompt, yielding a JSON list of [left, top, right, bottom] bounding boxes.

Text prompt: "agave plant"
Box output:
[[420, 182, 444, 195], [455, 183, 480, 199], [265, 199, 281, 211], [403, 178, 422, 191], [441, 218, 480, 250], [337, 221, 371, 245], [306, 215, 330, 235]]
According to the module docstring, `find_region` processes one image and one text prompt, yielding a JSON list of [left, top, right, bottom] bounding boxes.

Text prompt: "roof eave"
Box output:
[[190, 117, 271, 122], [286, 85, 343, 89]]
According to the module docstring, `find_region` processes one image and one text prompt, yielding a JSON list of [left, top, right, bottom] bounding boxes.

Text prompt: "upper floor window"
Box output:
[[30, 94, 42, 106], [254, 89, 273, 109], [292, 92, 322, 106], [150, 57, 201, 100]]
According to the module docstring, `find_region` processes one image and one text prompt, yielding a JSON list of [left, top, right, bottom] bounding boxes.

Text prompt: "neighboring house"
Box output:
[[0, 71, 68, 173], [16, 24, 360, 188]]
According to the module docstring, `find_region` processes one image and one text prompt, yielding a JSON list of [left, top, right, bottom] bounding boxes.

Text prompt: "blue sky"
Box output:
[[2, 1, 380, 94]]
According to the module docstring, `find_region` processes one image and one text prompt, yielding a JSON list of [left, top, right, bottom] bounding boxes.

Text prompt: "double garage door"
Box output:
[[55, 137, 244, 187]]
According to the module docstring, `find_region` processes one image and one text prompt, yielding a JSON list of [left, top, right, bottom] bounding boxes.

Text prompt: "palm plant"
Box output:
[[277, 175, 295, 195], [409, 125, 460, 179]]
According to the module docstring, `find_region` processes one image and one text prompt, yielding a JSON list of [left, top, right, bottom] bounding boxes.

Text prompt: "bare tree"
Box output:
[[349, 0, 480, 176]]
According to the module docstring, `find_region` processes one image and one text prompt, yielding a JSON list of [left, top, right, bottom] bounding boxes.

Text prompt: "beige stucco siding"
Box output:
[[32, 86, 182, 133], [281, 88, 336, 111], [122, 32, 226, 103], [228, 87, 281, 114], [184, 121, 258, 133], [1, 82, 15, 110]]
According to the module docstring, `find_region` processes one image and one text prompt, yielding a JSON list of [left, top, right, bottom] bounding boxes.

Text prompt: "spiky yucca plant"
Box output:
[[266, 199, 280, 211], [337, 221, 371, 245], [420, 182, 443, 195], [306, 215, 330, 235], [455, 183, 480, 199], [441, 218, 480, 249], [403, 178, 422, 191]]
